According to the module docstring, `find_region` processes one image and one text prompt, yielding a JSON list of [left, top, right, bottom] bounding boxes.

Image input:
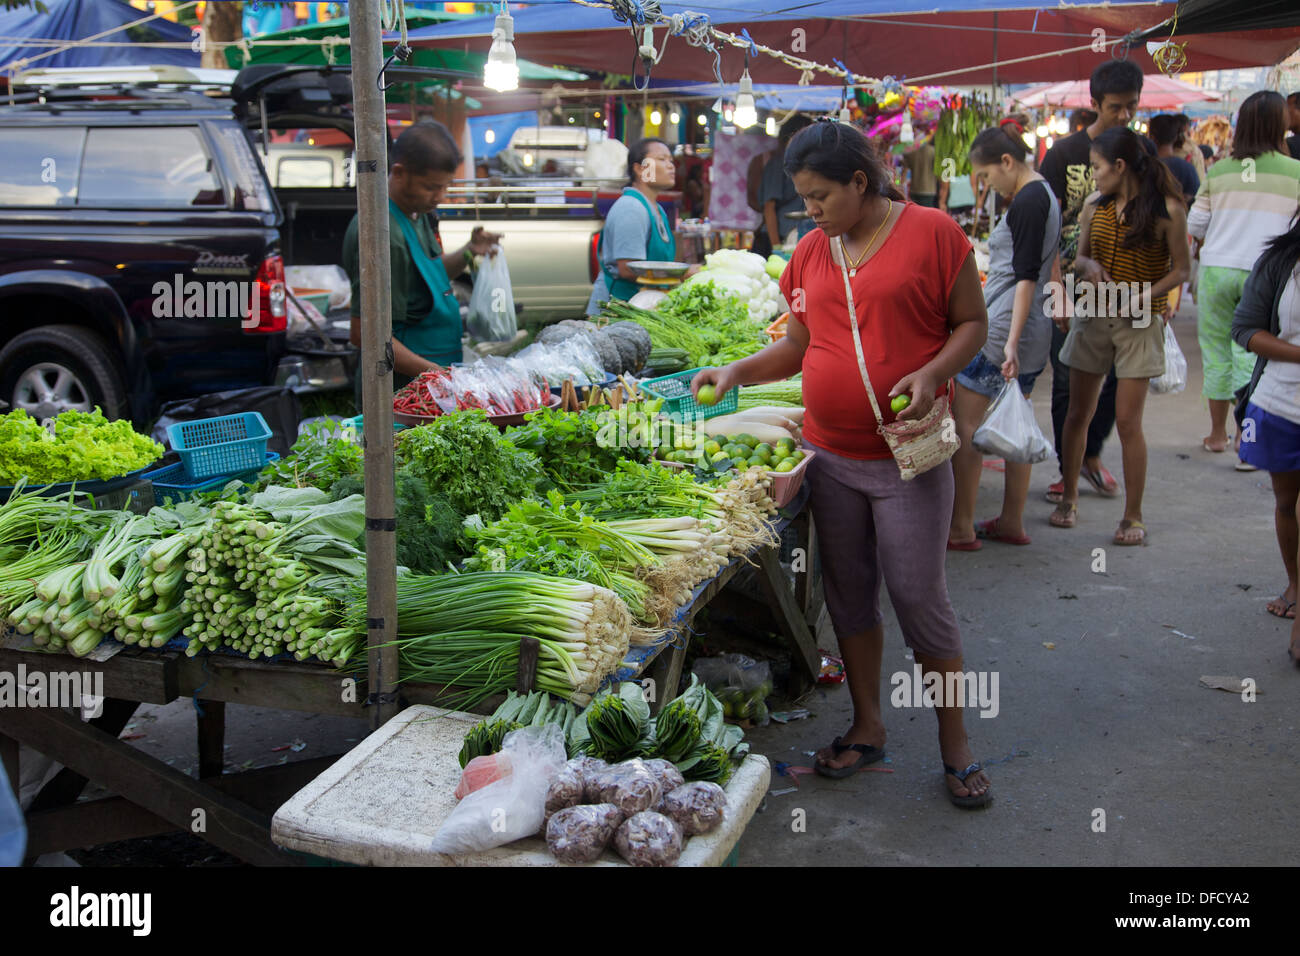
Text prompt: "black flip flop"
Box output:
[[814, 736, 887, 779], [943, 762, 993, 809], [1266, 593, 1296, 620]]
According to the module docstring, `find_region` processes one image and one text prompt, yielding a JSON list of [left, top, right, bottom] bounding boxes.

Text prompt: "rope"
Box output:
[[5, 0, 200, 75]]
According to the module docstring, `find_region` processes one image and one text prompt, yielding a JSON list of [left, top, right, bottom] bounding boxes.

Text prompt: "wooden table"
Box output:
[[0, 494, 820, 865]]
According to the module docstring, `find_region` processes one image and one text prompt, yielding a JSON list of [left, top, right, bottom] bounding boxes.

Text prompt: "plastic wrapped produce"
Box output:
[[569, 756, 610, 802], [544, 764, 585, 822], [588, 759, 662, 817], [659, 781, 726, 835], [613, 811, 683, 867], [642, 758, 685, 797], [546, 803, 623, 864]]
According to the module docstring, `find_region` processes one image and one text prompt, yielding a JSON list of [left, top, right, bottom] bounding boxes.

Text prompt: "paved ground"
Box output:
[[45, 296, 1300, 866]]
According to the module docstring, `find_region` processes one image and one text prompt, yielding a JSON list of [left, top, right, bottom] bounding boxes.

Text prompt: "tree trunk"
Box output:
[[201, 0, 243, 70]]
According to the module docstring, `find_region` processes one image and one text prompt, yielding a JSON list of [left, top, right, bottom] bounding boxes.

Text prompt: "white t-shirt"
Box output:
[[1249, 265, 1300, 425]]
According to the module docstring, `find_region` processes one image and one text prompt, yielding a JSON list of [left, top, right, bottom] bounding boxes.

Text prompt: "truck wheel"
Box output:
[[0, 325, 128, 421]]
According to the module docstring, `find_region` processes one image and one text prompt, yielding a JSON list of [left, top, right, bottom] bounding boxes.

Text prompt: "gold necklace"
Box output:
[[840, 200, 893, 277]]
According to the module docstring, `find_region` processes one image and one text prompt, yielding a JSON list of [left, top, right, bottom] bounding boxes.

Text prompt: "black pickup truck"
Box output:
[[0, 64, 472, 425]]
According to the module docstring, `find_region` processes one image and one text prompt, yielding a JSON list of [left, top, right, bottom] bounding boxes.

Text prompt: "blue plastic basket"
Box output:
[[168, 412, 271, 480], [145, 452, 279, 505], [639, 367, 738, 420]]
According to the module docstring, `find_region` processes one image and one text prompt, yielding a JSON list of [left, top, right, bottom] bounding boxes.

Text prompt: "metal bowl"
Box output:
[[626, 260, 690, 279]]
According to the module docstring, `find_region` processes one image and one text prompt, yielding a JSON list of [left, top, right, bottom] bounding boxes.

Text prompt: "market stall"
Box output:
[[0, 244, 822, 865]]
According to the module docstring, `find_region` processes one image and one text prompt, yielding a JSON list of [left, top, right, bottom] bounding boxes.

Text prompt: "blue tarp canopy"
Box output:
[[0, 0, 200, 73], [406, 0, 1300, 85], [467, 110, 538, 159]]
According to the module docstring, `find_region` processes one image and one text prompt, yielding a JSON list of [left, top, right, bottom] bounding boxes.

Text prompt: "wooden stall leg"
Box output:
[[26, 698, 139, 814], [644, 640, 688, 715], [196, 699, 226, 779], [755, 547, 821, 697]]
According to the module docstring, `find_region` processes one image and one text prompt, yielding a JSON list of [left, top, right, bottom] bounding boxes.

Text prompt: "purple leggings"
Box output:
[[806, 443, 964, 660]]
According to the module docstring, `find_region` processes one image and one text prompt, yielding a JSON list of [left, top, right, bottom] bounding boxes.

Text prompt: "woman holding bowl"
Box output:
[[691, 120, 993, 808]]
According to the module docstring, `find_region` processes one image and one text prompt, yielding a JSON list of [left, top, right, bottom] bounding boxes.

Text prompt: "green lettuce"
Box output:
[[0, 408, 163, 484]]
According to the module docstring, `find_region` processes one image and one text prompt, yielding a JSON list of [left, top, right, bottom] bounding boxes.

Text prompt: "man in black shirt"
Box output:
[[1038, 59, 1150, 502], [1149, 113, 1200, 207]]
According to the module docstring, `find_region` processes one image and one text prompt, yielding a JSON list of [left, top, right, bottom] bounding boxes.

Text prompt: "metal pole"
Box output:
[[350, 0, 401, 729], [991, 13, 999, 102]]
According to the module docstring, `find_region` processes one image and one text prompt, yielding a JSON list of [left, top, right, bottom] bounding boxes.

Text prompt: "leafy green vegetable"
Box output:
[[600, 280, 767, 368], [506, 406, 650, 492], [578, 682, 652, 762], [395, 410, 544, 523], [0, 408, 162, 483], [256, 420, 363, 491], [329, 468, 465, 574]]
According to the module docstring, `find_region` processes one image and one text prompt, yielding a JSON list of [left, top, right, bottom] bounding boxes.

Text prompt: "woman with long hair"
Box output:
[[1234, 215, 1300, 646], [949, 119, 1061, 550], [1051, 127, 1191, 544], [690, 120, 994, 808], [1188, 92, 1300, 468]]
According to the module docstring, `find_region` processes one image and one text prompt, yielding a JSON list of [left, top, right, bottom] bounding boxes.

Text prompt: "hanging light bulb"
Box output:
[[765, 116, 776, 136], [723, 106, 734, 123], [1036, 124, 1050, 138], [838, 104, 852, 124], [650, 109, 662, 126], [483, 1, 519, 93], [899, 115, 915, 144], [670, 111, 680, 124], [484, 129, 496, 144], [697, 113, 708, 126], [733, 68, 758, 129]]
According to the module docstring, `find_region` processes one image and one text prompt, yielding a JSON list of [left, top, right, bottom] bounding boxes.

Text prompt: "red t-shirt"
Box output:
[[778, 202, 974, 459]]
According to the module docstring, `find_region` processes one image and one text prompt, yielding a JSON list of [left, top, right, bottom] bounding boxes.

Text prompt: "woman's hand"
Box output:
[[1001, 341, 1020, 381], [684, 263, 702, 278], [889, 367, 939, 422], [468, 226, 503, 256], [690, 365, 738, 402], [1074, 256, 1109, 287]]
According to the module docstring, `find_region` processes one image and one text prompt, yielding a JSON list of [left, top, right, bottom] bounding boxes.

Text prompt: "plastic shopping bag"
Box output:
[[429, 724, 567, 856], [467, 246, 518, 343], [1149, 323, 1188, 395], [972, 380, 1053, 464]]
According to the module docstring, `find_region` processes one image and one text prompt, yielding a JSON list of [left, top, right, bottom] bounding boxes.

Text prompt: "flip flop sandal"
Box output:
[[814, 736, 887, 779], [1044, 480, 1065, 504], [947, 538, 982, 551], [1201, 440, 1228, 453], [1113, 519, 1147, 546], [1080, 465, 1121, 497], [1049, 503, 1078, 528], [975, 517, 1031, 546], [1266, 593, 1297, 620], [944, 762, 993, 809]]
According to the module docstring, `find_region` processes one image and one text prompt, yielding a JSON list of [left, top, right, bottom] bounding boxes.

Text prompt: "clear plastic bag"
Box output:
[[429, 724, 567, 856], [1150, 323, 1188, 395], [547, 803, 622, 864], [659, 781, 727, 836], [467, 247, 518, 343], [971, 379, 1053, 464], [587, 758, 663, 817], [693, 654, 774, 726], [614, 811, 683, 867]]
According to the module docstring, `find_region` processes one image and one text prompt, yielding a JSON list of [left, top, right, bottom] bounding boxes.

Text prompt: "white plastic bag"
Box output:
[[429, 724, 567, 856], [972, 380, 1053, 464], [1149, 323, 1188, 395], [467, 246, 518, 343]]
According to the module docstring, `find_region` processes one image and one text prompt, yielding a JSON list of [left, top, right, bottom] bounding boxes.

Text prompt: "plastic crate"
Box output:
[[639, 367, 738, 421], [144, 452, 279, 505], [344, 415, 405, 438], [168, 412, 271, 480]]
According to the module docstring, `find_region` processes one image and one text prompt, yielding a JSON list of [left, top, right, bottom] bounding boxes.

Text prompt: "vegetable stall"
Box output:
[[0, 251, 825, 865]]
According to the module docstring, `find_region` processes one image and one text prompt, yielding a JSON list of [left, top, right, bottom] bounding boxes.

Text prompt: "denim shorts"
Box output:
[[956, 351, 1042, 399]]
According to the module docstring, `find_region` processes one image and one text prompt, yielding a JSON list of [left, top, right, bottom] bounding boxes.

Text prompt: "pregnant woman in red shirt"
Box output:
[[691, 120, 992, 808]]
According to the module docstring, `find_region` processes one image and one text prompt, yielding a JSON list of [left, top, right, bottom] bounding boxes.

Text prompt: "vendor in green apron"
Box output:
[[585, 137, 698, 315], [343, 119, 501, 390]]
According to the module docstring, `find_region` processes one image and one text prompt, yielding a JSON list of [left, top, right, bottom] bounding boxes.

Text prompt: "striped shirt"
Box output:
[[1188, 151, 1300, 271], [1089, 197, 1172, 314]]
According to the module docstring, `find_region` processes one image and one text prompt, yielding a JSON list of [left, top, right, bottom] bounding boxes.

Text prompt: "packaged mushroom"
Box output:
[[641, 757, 685, 797], [546, 803, 623, 864], [587, 759, 662, 817], [659, 781, 727, 836], [543, 763, 585, 822], [613, 811, 683, 867]]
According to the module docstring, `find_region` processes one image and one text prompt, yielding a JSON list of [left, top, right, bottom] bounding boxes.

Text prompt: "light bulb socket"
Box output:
[[492, 11, 514, 44]]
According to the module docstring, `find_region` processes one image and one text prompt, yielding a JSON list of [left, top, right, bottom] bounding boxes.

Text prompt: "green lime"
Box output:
[[774, 459, 796, 473], [735, 433, 756, 446], [755, 442, 774, 457], [746, 455, 765, 468], [704, 440, 722, 456], [711, 450, 730, 464], [890, 394, 911, 414], [697, 384, 718, 406], [790, 450, 805, 463]]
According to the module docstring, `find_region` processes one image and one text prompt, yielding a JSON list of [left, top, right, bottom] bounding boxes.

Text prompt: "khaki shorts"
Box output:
[[1059, 312, 1166, 379]]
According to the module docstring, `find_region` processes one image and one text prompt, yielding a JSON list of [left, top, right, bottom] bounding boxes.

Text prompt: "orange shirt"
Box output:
[[779, 203, 973, 459]]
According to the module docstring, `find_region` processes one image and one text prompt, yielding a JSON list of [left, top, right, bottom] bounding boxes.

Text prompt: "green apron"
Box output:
[[600, 187, 677, 303], [390, 199, 464, 368]]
